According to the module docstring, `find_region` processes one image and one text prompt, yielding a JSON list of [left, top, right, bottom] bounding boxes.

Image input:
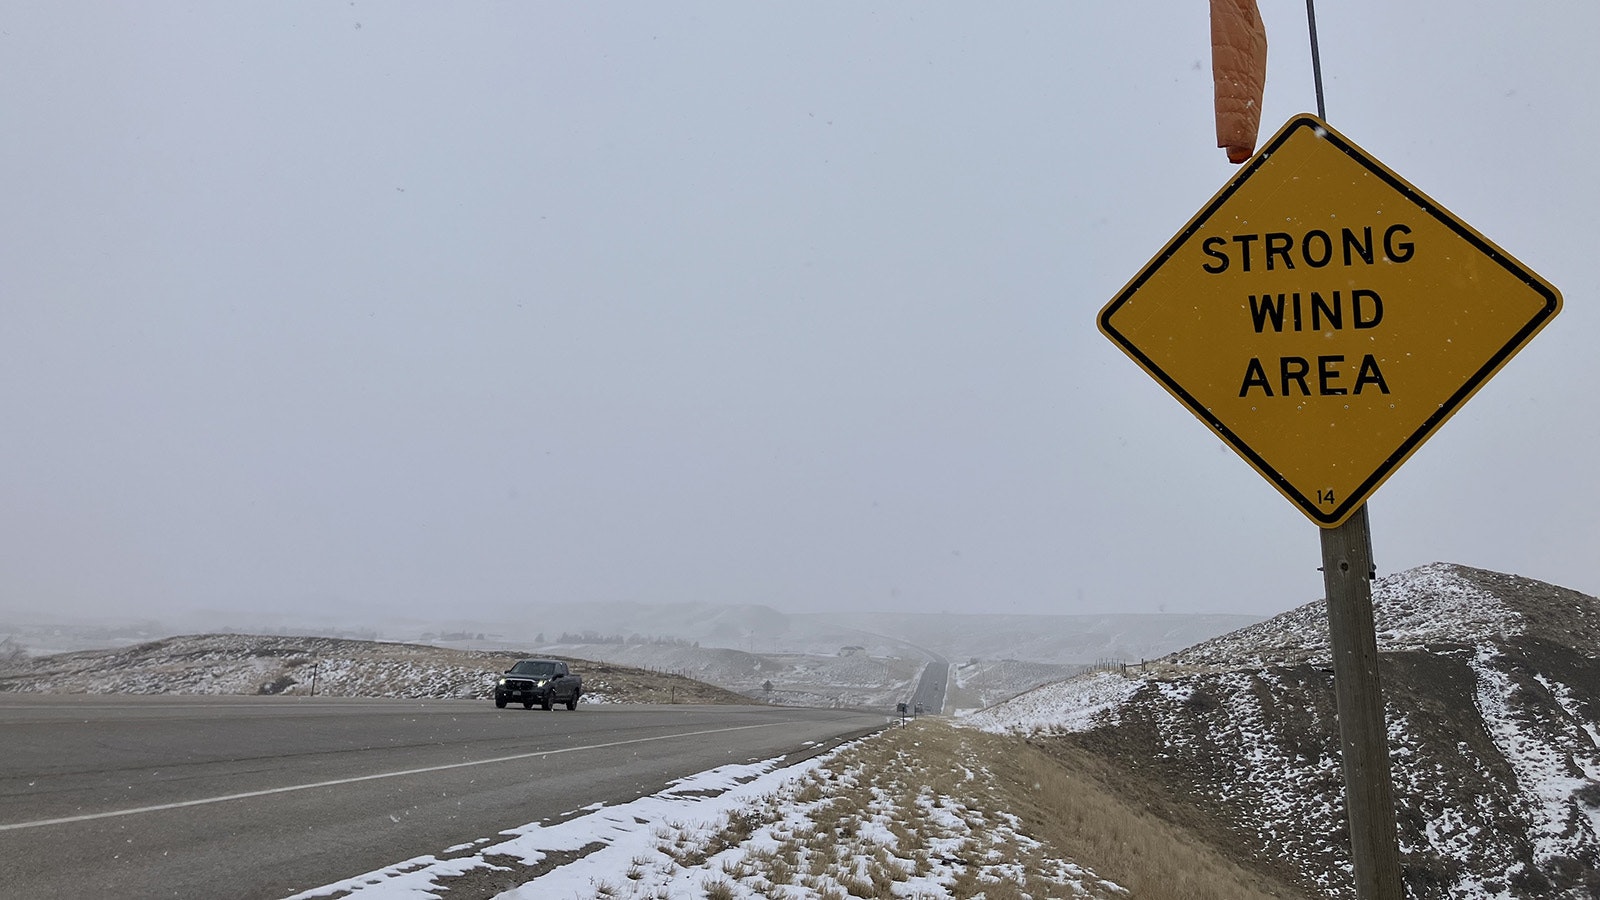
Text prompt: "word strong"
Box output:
[[1098, 114, 1560, 527], [1231, 228, 1403, 399]]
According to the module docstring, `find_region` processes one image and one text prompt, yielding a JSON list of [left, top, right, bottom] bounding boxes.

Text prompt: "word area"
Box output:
[[1204, 225, 1413, 399]]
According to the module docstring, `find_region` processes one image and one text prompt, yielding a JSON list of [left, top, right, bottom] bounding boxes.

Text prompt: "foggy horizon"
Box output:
[[4, 3, 1595, 629]]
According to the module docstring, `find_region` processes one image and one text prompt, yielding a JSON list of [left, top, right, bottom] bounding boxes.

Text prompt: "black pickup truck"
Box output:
[[494, 659, 582, 710]]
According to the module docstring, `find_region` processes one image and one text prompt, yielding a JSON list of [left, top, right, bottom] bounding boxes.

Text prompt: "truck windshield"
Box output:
[[509, 661, 557, 677]]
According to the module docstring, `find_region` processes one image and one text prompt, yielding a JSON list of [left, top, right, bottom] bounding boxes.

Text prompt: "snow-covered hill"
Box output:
[[965, 563, 1600, 899], [0, 633, 752, 705]]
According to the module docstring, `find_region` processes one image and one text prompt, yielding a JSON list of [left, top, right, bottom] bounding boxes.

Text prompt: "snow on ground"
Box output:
[[1469, 645, 1600, 877], [1382, 705, 1508, 899], [954, 562, 1600, 898], [1189, 671, 1345, 895], [285, 757, 806, 900], [0, 634, 505, 698], [1169, 562, 1522, 670], [965, 564, 1537, 742], [1369, 564, 1523, 648], [948, 657, 1084, 713], [288, 730, 1124, 900], [959, 671, 1140, 735]]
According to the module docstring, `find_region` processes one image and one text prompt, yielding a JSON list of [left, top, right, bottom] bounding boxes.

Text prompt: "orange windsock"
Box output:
[[1211, 0, 1268, 164]]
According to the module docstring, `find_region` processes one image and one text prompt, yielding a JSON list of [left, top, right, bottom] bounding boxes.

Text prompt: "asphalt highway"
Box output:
[[910, 654, 951, 716], [0, 694, 885, 899]]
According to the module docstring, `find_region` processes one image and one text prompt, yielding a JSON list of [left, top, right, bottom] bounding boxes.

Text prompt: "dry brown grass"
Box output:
[[699, 876, 734, 900], [944, 722, 1312, 900], [636, 717, 1309, 899]]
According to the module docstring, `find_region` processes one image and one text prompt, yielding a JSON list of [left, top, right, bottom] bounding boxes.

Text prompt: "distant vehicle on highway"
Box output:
[[495, 659, 582, 710]]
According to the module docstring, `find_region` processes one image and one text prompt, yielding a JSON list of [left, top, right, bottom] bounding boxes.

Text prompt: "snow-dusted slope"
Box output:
[[964, 563, 1600, 899], [0, 633, 752, 704], [1166, 561, 1525, 669]]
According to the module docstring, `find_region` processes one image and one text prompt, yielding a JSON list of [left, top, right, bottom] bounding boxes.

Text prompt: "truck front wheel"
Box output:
[[565, 694, 578, 711], [494, 696, 507, 709]]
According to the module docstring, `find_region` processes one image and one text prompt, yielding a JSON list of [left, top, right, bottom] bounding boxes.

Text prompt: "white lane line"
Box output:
[[0, 722, 786, 832]]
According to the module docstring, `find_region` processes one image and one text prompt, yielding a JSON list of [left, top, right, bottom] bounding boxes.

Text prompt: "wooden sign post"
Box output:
[[1321, 504, 1401, 897], [1098, 114, 1559, 896]]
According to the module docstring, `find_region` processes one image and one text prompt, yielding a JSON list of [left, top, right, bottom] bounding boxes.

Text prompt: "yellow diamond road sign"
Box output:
[[1098, 114, 1561, 528]]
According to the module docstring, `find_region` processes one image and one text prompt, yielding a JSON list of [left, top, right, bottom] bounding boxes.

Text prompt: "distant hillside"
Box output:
[[5, 599, 1264, 670], [0, 633, 753, 705], [966, 563, 1600, 899], [532, 640, 927, 711], [0, 629, 1069, 714], [447, 604, 1263, 667], [823, 610, 1264, 665]]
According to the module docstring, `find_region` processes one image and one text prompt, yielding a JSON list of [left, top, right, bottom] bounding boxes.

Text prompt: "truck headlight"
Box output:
[[497, 678, 506, 686]]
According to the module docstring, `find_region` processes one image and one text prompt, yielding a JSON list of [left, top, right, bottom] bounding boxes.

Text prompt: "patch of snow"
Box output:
[[1469, 646, 1600, 868], [960, 671, 1142, 735], [284, 758, 811, 900], [288, 731, 1127, 899], [1169, 562, 1523, 669]]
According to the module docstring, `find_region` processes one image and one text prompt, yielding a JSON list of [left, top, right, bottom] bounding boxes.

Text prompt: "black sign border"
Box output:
[[1098, 114, 1562, 527]]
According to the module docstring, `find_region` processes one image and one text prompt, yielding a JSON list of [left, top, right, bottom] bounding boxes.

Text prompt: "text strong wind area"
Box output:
[[1098, 115, 1560, 527]]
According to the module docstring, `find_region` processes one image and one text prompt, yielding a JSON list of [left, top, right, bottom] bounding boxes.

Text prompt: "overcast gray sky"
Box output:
[[2, 2, 1594, 625]]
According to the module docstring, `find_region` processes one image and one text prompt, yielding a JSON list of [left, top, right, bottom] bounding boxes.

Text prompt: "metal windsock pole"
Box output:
[[1306, 0, 1327, 119], [1301, 4, 1400, 895], [1102, 5, 1558, 896]]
